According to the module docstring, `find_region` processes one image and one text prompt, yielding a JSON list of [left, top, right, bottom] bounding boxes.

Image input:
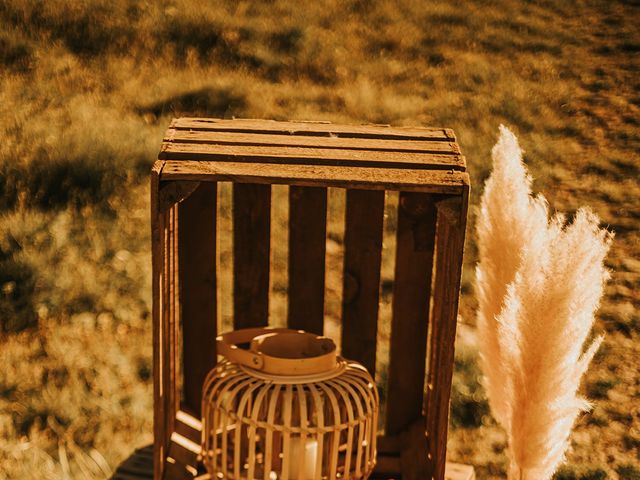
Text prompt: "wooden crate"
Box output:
[[149, 118, 470, 480]]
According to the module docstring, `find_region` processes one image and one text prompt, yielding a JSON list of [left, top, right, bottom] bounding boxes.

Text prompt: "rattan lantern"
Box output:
[[201, 328, 379, 480]]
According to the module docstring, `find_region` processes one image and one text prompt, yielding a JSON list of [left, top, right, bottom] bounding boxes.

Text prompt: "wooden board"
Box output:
[[287, 186, 327, 334], [170, 117, 457, 142], [169, 205, 180, 463], [386, 193, 437, 437], [162, 411, 202, 479], [166, 129, 459, 154], [425, 196, 469, 480], [160, 142, 464, 171], [233, 183, 271, 328], [177, 182, 217, 415], [150, 160, 165, 480], [341, 189, 385, 376], [161, 160, 469, 194]]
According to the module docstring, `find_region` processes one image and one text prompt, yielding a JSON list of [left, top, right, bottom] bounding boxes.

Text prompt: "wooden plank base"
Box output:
[[111, 446, 474, 480]]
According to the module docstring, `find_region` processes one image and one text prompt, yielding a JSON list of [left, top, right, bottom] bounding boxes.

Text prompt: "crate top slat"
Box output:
[[165, 130, 459, 155], [160, 160, 468, 194], [160, 142, 464, 170], [171, 118, 457, 142], [158, 118, 468, 194]]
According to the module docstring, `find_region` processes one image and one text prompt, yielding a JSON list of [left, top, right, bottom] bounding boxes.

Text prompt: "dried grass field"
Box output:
[[0, 1, 638, 479]]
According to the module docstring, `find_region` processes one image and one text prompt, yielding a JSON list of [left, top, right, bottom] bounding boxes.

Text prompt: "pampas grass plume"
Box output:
[[476, 126, 612, 480]]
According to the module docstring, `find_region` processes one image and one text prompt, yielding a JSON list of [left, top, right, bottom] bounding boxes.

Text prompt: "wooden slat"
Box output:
[[166, 129, 459, 154], [166, 433, 200, 472], [162, 411, 203, 480], [341, 189, 385, 376], [233, 183, 271, 328], [386, 193, 437, 437], [174, 410, 202, 442], [160, 142, 464, 170], [425, 195, 468, 480], [161, 161, 469, 195], [166, 205, 178, 473], [178, 182, 217, 415], [151, 160, 164, 480], [171, 117, 455, 141], [287, 186, 327, 334]]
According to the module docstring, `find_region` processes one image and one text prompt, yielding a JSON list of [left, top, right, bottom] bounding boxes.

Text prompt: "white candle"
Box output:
[[289, 437, 318, 480]]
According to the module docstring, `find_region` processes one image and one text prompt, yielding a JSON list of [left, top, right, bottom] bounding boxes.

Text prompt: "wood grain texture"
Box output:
[[178, 182, 217, 415], [161, 160, 469, 194], [425, 195, 468, 480], [151, 161, 165, 480], [171, 117, 455, 142], [233, 183, 271, 328], [288, 186, 327, 334], [341, 189, 385, 376], [167, 129, 459, 154], [386, 193, 437, 438], [160, 142, 464, 170], [166, 206, 179, 474]]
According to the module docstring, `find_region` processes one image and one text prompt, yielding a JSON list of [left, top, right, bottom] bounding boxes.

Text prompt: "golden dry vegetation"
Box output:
[[0, 1, 638, 479]]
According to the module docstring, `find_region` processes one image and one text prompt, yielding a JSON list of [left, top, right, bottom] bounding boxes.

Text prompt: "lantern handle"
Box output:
[[217, 328, 291, 370], [217, 328, 338, 375]]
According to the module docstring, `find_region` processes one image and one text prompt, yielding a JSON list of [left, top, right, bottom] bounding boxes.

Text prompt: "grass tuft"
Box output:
[[586, 378, 617, 399], [450, 349, 490, 429], [0, 0, 137, 57], [617, 464, 640, 480], [0, 231, 37, 332], [0, 30, 33, 71], [554, 467, 609, 480]]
